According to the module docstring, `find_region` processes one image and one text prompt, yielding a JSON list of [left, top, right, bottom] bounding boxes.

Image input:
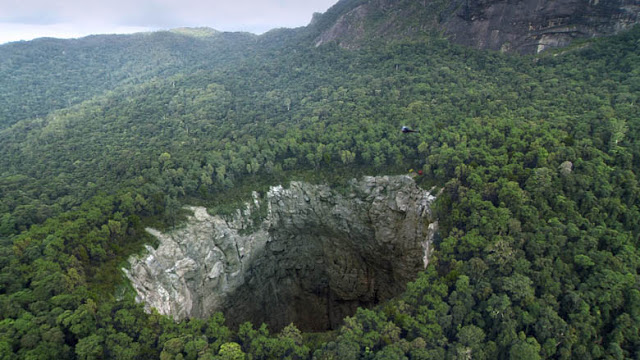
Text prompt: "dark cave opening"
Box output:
[[125, 177, 437, 332], [219, 226, 426, 332]]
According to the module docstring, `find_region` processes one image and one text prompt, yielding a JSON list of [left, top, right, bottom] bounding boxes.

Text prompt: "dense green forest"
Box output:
[[0, 29, 257, 131], [1, 12, 640, 360]]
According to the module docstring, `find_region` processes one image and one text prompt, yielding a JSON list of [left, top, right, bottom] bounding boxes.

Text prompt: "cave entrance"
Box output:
[[125, 177, 437, 333], [219, 227, 421, 332]]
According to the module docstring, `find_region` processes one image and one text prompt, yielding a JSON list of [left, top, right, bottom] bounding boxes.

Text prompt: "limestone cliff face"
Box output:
[[124, 176, 437, 331], [312, 0, 640, 53]]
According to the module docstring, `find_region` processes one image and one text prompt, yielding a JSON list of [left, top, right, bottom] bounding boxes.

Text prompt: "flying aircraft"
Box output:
[[401, 126, 418, 133]]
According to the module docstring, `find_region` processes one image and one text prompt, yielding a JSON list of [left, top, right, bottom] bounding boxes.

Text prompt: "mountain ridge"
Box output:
[[0, 30, 258, 130], [3, 0, 639, 132]]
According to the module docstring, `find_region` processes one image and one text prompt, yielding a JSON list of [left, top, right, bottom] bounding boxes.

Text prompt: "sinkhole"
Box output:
[[124, 176, 438, 331]]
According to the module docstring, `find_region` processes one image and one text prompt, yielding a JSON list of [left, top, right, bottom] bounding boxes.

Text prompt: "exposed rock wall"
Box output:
[[124, 176, 437, 331], [313, 0, 640, 53], [442, 0, 640, 53]]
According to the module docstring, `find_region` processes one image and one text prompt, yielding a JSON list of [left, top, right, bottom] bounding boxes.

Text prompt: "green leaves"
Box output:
[[0, 13, 640, 360]]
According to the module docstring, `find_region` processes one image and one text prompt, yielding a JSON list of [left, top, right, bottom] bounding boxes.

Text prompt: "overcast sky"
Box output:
[[0, 0, 339, 44]]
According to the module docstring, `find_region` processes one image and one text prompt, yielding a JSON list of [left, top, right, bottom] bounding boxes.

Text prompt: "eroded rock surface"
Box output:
[[442, 0, 640, 54], [313, 0, 640, 54], [124, 175, 437, 331]]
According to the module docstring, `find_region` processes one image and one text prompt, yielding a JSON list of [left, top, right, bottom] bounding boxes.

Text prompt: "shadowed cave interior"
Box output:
[[220, 224, 424, 332], [125, 177, 437, 332]]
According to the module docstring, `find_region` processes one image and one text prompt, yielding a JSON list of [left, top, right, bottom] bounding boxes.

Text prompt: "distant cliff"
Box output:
[[124, 176, 438, 331], [312, 0, 640, 53]]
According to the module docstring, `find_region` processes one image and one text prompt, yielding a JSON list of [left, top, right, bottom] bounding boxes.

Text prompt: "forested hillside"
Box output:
[[0, 29, 256, 130], [1, 7, 640, 359]]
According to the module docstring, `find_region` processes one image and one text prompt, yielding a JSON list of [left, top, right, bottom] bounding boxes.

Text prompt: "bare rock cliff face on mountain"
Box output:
[[124, 176, 438, 331], [313, 0, 640, 53], [442, 0, 640, 53]]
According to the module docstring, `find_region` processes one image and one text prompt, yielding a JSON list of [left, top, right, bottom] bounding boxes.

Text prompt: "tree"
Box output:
[[509, 333, 541, 360], [75, 334, 104, 360], [217, 342, 245, 360], [609, 118, 628, 147]]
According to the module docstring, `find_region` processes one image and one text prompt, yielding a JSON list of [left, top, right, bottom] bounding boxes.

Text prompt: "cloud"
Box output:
[[0, 23, 154, 44], [0, 0, 338, 43]]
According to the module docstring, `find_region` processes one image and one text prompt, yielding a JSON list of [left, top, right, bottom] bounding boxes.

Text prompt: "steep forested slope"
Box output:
[[0, 30, 256, 130], [1, 11, 640, 360]]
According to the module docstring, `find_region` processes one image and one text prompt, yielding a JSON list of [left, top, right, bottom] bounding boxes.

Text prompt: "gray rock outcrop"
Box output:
[[312, 0, 640, 54], [442, 0, 640, 54], [124, 175, 437, 331]]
